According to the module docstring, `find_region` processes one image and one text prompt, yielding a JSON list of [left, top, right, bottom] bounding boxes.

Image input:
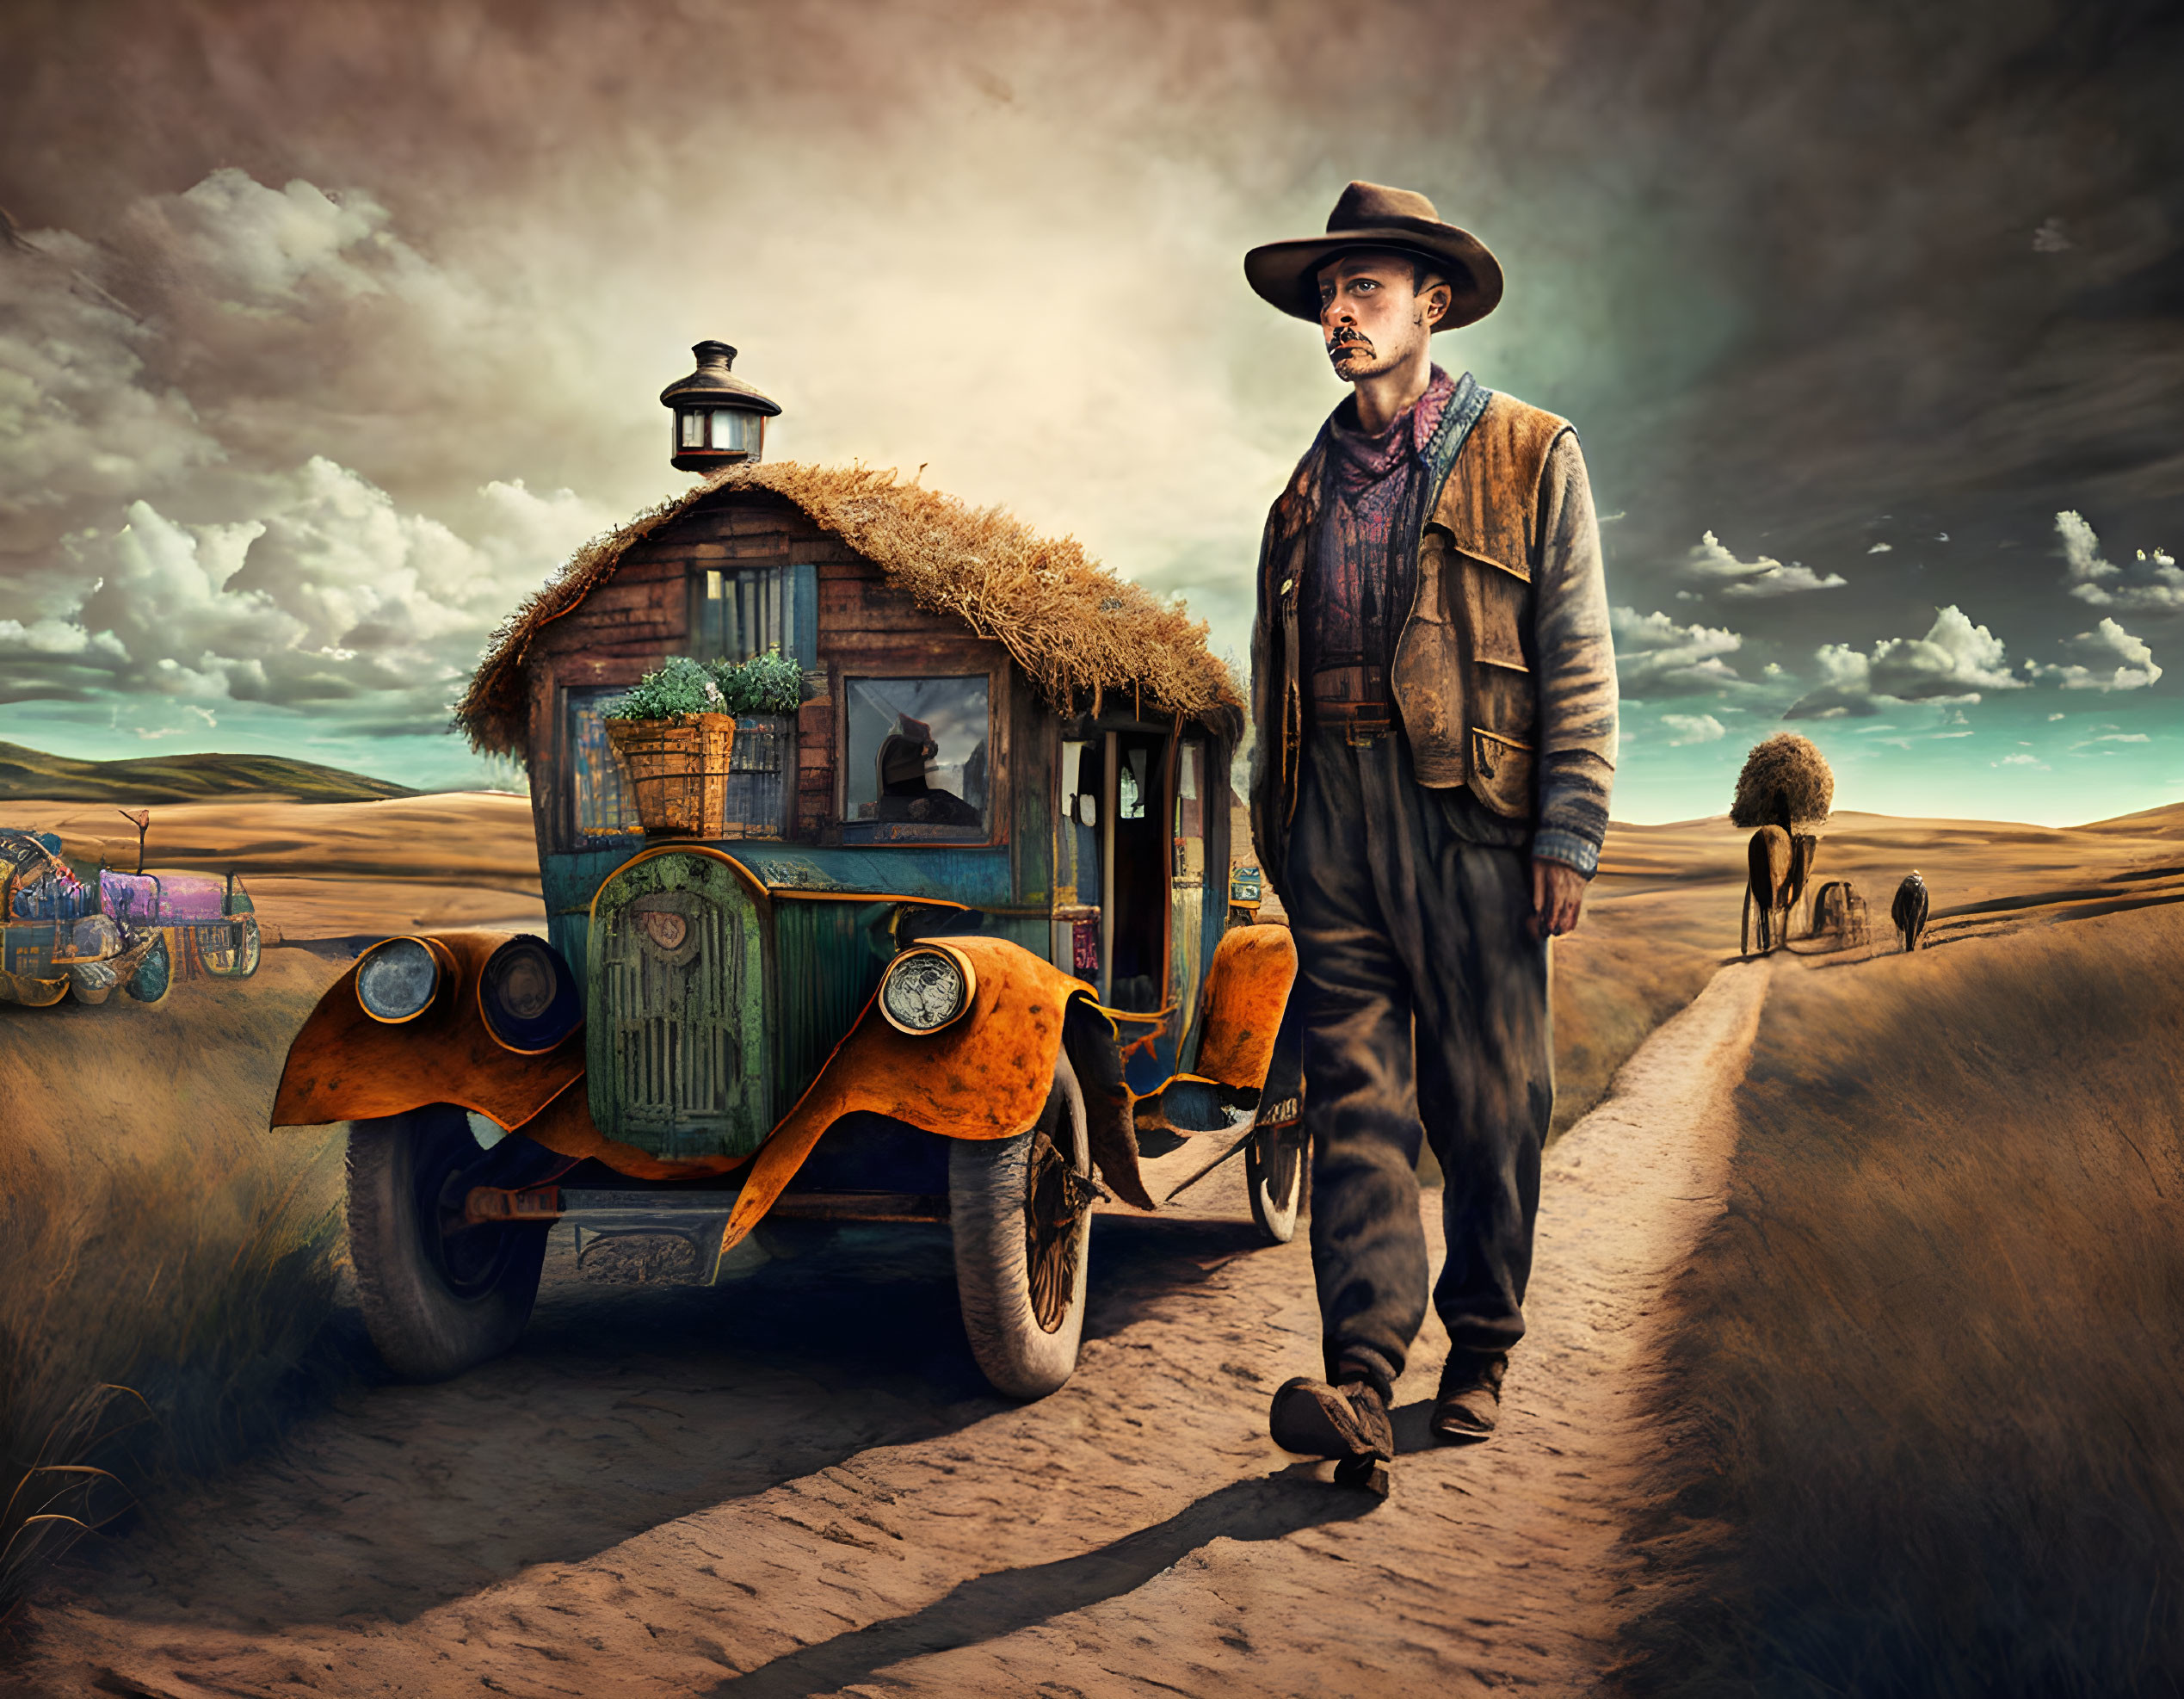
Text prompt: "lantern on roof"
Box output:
[[661, 340, 780, 473]]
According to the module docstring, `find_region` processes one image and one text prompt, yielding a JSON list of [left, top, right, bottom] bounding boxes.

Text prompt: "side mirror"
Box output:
[[1075, 794, 1099, 829]]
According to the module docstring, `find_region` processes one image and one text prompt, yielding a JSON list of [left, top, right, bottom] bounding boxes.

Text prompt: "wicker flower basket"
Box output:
[[606, 713, 737, 837]]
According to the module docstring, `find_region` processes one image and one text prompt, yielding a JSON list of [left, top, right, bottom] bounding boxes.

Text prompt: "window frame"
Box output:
[[833, 663, 1008, 850], [560, 682, 646, 848]]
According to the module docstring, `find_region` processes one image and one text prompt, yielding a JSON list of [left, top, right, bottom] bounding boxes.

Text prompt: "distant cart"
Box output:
[[0, 829, 260, 1007], [1790, 879, 1872, 956]]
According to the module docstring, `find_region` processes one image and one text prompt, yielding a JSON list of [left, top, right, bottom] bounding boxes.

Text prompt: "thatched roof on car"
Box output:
[[457, 460, 1244, 754]]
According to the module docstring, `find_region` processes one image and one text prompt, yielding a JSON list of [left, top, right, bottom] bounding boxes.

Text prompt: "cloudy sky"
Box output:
[[3, 0, 2181, 822]]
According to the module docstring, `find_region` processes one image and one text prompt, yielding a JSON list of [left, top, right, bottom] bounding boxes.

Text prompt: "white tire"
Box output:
[[1246, 1123, 1307, 1245], [949, 1049, 1093, 1400]]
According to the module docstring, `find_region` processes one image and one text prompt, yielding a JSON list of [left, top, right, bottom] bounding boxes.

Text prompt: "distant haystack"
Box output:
[[1731, 733, 1835, 830]]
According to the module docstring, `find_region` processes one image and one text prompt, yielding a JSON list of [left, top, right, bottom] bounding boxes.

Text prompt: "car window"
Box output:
[[844, 676, 991, 843]]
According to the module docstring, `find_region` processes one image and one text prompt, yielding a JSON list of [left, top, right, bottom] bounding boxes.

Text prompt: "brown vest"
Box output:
[[1249, 391, 1570, 896], [1391, 393, 1570, 817]]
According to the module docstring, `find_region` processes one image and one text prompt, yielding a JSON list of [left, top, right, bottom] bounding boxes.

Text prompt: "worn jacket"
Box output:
[[1248, 374, 1618, 901]]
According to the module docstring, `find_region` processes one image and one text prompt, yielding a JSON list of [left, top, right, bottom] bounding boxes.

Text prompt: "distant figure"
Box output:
[[1740, 787, 1821, 955], [1810, 880, 1871, 950], [1743, 825, 1794, 955], [1788, 831, 1819, 919], [1731, 749, 1833, 955], [1893, 871, 1930, 952]]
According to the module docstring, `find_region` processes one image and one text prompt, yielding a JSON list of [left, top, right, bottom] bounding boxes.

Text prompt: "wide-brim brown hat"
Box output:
[[1244, 181, 1503, 331]]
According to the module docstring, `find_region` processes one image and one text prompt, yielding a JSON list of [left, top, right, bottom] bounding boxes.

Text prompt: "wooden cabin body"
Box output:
[[518, 485, 1235, 1165]]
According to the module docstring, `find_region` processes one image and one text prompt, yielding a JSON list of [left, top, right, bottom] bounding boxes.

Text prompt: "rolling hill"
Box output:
[[0, 742, 417, 806]]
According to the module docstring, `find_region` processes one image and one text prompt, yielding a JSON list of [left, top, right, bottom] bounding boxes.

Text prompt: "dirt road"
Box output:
[[9, 961, 1771, 1698]]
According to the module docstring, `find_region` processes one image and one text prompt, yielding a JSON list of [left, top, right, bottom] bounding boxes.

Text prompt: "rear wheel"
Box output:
[[196, 915, 262, 979], [1245, 1122, 1307, 1244], [950, 1050, 1094, 1399], [347, 1105, 553, 1381]]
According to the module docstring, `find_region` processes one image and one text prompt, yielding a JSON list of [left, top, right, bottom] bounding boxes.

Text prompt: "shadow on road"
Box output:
[[704, 1469, 1377, 1696], [65, 1203, 1280, 1635]]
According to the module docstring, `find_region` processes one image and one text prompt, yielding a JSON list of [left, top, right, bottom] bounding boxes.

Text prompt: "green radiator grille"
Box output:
[[588, 853, 771, 1159]]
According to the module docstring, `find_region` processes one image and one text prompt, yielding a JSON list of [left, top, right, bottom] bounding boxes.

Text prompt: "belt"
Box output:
[[1311, 700, 1396, 745], [1311, 700, 1393, 727], [1307, 664, 1387, 702]]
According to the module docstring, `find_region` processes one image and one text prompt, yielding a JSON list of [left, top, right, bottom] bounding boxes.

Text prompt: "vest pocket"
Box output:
[[1469, 726, 1535, 820]]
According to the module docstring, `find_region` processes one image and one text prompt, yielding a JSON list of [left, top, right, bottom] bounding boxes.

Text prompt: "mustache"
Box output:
[[1325, 329, 1373, 357]]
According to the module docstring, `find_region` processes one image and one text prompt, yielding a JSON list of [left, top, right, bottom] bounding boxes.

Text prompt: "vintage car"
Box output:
[[271, 361, 1303, 1399], [0, 828, 261, 1007]]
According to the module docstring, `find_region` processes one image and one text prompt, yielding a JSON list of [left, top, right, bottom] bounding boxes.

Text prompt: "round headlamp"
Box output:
[[355, 936, 445, 1023], [878, 945, 976, 1035], [478, 935, 582, 1053]]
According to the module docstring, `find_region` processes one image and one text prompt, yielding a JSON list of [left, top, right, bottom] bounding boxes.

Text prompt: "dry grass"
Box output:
[[1547, 898, 1724, 1140], [0, 954, 350, 1619], [0, 793, 547, 945], [1619, 902, 2184, 1696], [461, 460, 1243, 754]]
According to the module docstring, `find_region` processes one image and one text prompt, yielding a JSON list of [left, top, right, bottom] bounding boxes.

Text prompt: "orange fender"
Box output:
[[269, 930, 584, 1134], [1191, 924, 1298, 1090], [719, 936, 1095, 1252]]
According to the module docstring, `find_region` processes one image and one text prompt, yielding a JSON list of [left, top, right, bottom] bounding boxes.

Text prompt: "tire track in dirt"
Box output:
[[9, 960, 1771, 1698]]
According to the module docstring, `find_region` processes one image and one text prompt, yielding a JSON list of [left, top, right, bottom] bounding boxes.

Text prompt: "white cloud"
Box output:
[[2033, 616, 2163, 692], [1995, 752, 2048, 769], [152, 171, 405, 306], [1786, 605, 2023, 719], [3, 461, 614, 730], [1661, 713, 1726, 745], [1685, 530, 1848, 597], [1611, 606, 1755, 699], [2057, 511, 2184, 610], [2096, 732, 2152, 743], [1870, 605, 2022, 698], [1866, 542, 1893, 553]]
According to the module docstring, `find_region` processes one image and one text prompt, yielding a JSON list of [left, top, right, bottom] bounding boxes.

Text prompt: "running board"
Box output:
[[557, 1188, 947, 1286]]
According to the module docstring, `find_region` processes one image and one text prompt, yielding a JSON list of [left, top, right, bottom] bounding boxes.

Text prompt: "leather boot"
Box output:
[[1431, 1351, 1508, 1443], [1268, 1375, 1395, 1465]]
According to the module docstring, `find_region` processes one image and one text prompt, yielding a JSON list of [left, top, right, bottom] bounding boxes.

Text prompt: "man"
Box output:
[[1243, 182, 1617, 1484]]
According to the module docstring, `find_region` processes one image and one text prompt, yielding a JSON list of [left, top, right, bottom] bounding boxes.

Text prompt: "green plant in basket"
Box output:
[[707, 647, 805, 717], [605, 656, 725, 721]]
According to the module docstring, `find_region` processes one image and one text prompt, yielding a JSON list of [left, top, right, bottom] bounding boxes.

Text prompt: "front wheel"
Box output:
[[347, 1105, 553, 1381], [1245, 1122, 1307, 1244], [950, 1049, 1094, 1400]]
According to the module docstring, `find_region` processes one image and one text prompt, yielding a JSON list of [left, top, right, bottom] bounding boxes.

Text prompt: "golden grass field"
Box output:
[[1617, 821, 2184, 1696], [7, 781, 2184, 1681]]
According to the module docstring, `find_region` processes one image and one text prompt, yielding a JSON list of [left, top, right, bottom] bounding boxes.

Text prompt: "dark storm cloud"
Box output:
[[0, 0, 2178, 788]]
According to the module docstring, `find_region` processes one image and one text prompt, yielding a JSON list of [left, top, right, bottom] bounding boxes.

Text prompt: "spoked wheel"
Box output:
[[347, 1104, 555, 1381], [949, 1048, 1095, 1399], [195, 916, 262, 979], [1244, 1121, 1308, 1244]]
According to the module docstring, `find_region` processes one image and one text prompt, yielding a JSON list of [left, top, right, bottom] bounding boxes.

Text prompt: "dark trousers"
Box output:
[[1286, 721, 1553, 1394]]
